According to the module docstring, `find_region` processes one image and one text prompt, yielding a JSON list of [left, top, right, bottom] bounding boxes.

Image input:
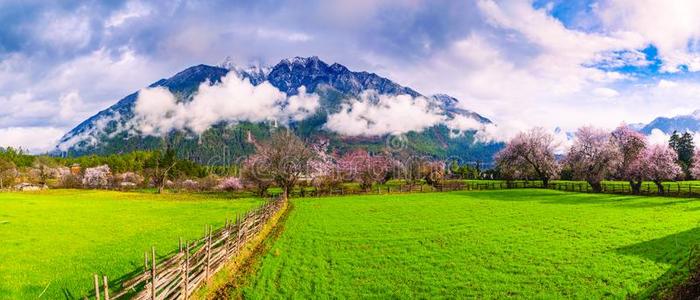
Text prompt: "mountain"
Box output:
[[639, 110, 700, 134], [55, 56, 500, 163]]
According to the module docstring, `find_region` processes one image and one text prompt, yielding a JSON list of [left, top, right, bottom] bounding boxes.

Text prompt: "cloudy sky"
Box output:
[[2, 0, 700, 152]]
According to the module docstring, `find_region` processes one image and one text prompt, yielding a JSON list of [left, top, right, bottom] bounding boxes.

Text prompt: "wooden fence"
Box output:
[[91, 198, 284, 300], [274, 180, 700, 199]]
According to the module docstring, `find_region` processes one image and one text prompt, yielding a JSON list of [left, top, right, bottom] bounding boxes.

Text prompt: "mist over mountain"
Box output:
[[55, 56, 501, 163]]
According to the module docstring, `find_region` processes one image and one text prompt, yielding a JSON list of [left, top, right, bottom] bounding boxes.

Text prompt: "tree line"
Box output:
[[0, 131, 463, 196], [495, 125, 697, 194]]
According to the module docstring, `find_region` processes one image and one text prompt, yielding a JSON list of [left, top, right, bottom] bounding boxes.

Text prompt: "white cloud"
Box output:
[[254, 28, 313, 42], [105, 1, 152, 28], [647, 128, 666, 146], [132, 73, 320, 135], [324, 91, 496, 139], [592, 87, 619, 98], [595, 0, 700, 72], [371, 0, 700, 140], [35, 10, 92, 50], [658, 79, 678, 88], [0, 127, 65, 153], [325, 92, 444, 136]]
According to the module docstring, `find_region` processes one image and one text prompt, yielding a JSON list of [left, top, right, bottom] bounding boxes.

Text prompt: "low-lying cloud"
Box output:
[[324, 91, 499, 140], [324, 92, 443, 136], [133, 73, 320, 135]]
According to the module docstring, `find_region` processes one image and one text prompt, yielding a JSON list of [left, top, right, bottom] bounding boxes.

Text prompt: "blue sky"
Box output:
[[2, 0, 700, 152]]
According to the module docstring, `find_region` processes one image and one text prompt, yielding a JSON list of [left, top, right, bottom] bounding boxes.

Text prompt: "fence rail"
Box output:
[[91, 198, 284, 300], [274, 180, 700, 199]]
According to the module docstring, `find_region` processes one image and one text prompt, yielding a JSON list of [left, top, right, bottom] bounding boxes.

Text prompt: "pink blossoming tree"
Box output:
[[217, 177, 243, 191], [640, 145, 682, 193], [565, 126, 619, 192], [691, 151, 700, 179], [308, 139, 343, 192], [82, 165, 113, 189], [338, 149, 392, 190], [494, 127, 559, 187], [610, 125, 647, 193]]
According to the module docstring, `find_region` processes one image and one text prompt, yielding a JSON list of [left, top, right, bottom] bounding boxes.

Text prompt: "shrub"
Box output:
[[115, 172, 144, 186], [217, 177, 243, 191], [58, 173, 82, 189], [82, 165, 113, 189], [193, 175, 218, 191], [181, 179, 199, 191]]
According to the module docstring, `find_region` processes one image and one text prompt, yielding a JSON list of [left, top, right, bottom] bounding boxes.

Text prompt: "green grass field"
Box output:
[[239, 190, 700, 298], [0, 190, 261, 299]]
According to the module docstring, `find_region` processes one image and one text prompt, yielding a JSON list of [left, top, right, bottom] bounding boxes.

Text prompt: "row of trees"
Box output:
[[238, 131, 452, 199], [0, 146, 219, 191], [1, 131, 458, 197], [495, 125, 693, 194]]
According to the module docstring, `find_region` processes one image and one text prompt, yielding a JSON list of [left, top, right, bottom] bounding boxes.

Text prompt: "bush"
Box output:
[[58, 173, 82, 189], [180, 179, 199, 191], [115, 172, 144, 186], [312, 175, 343, 193], [197, 175, 219, 191], [217, 177, 243, 191], [82, 165, 113, 189]]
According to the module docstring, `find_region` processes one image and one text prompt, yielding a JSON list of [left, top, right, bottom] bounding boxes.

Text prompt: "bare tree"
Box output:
[[494, 127, 559, 187], [146, 146, 177, 194], [241, 155, 274, 197], [32, 156, 56, 185], [0, 159, 16, 189], [421, 160, 446, 188], [249, 130, 316, 200]]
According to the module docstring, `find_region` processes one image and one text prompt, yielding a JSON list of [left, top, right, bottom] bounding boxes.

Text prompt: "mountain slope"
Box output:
[[639, 110, 700, 134], [56, 56, 499, 163]]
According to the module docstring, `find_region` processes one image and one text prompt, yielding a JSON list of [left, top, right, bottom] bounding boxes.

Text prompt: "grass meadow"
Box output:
[[0, 190, 261, 299], [238, 190, 700, 299]]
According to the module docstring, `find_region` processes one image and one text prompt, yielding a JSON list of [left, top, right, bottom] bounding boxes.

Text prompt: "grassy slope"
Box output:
[[0, 190, 261, 299], [241, 190, 700, 299]]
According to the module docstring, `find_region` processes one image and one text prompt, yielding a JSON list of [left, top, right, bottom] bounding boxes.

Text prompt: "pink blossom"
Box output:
[[640, 144, 682, 191], [82, 165, 113, 188], [565, 126, 620, 192], [692, 151, 700, 179], [495, 127, 559, 187], [217, 177, 243, 191], [337, 149, 392, 190], [610, 124, 647, 193]]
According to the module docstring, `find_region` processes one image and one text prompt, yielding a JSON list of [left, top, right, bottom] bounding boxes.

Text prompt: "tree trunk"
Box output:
[[589, 181, 602, 193], [157, 184, 164, 194], [542, 177, 549, 188], [654, 180, 664, 194], [629, 180, 642, 194], [282, 186, 289, 200]]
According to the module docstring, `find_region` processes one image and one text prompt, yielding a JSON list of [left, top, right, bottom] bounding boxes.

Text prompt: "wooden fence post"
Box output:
[[225, 220, 231, 257], [102, 276, 110, 300], [94, 274, 101, 300], [236, 214, 242, 252], [206, 225, 212, 279], [150, 247, 156, 300], [183, 242, 190, 300]]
